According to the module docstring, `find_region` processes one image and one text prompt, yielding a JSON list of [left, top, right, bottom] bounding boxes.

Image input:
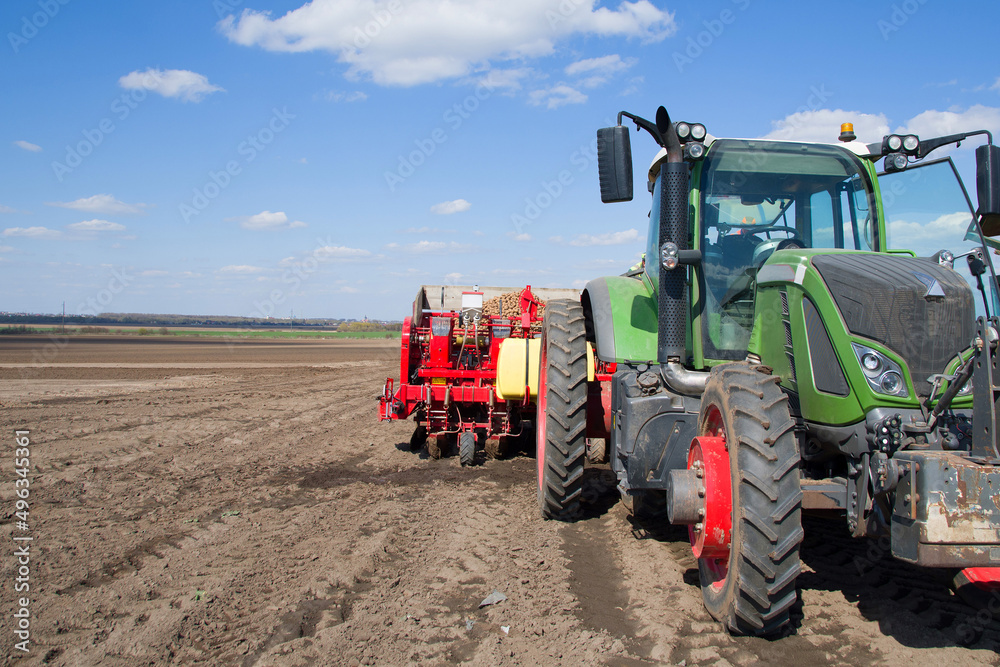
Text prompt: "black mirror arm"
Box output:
[[918, 130, 993, 159], [865, 130, 994, 160], [618, 111, 665, 149]]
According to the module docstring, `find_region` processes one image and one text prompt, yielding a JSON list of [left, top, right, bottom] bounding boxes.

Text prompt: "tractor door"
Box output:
[[878, 157, 999, 317], [694, 139, 880, 367]]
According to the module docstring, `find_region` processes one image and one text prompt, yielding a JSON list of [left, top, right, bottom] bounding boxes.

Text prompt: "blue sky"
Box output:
[[3, 0, 999, 319]]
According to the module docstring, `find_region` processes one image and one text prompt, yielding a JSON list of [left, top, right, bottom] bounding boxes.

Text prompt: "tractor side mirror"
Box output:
[[976, 144, 1000, 235], [597, 126, 633, 203]]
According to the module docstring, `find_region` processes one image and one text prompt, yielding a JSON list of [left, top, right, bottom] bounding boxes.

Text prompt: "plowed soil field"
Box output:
[[1, 335, 999, 665]]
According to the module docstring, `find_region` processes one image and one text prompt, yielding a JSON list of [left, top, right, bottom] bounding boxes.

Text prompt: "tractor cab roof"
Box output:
[[647, 137, 873, 185]]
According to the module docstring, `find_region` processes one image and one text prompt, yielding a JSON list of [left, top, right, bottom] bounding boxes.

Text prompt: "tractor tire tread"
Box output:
[[459, 432, 476, 467], [698, 363, 802, 637], [538, 299, 589, 522]]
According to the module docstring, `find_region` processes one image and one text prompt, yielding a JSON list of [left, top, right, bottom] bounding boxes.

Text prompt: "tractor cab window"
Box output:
[[699, 140, 877, 360]]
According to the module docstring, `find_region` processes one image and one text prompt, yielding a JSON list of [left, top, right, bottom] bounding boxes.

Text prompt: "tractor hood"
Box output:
[[810, 253, 974, 396]]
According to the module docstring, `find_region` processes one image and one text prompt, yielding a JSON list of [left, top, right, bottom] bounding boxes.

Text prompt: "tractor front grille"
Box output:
[[811, 254, 974, 397]]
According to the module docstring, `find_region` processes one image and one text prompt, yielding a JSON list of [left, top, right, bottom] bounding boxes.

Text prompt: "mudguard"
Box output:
[[582, 275, 658, 363]]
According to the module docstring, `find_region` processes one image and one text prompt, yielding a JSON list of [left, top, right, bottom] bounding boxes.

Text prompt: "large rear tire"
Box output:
[[696, 363, 802, 636], [536, 300, 588, 521]]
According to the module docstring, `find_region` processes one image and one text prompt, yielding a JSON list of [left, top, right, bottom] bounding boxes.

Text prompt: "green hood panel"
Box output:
[[751, 249, 973, 426], [584, 276, 658, 363]]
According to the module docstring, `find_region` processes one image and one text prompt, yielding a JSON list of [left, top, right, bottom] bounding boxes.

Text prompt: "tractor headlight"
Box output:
[[675, 122, 707, 143], [683, 142, 706, 161], [661, 242, 679, 270], [880, 371, 904, 395], [861, 352, 882, 373], [883, 134, 920, 156], [852, 343, 909, 398], [885, 153, 908, 172]]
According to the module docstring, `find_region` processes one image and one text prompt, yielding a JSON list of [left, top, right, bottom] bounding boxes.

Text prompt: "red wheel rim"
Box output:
[[536, 333, 548, 493], [690, 405, 733, 590]]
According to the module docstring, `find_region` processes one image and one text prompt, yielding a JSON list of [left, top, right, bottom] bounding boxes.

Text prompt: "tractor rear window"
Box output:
[[698, 140, 877, 360]]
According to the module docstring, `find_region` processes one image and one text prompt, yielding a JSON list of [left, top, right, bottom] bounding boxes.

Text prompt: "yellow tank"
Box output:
[[497, 339, 596, 400], [496, 338, 540, 400]]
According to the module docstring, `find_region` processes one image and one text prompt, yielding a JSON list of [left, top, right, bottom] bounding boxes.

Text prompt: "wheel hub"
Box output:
[[687, 435, 732, 560]]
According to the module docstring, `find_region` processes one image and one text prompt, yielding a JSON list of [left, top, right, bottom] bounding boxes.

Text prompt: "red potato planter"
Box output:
[[379, 285, 611, 466]]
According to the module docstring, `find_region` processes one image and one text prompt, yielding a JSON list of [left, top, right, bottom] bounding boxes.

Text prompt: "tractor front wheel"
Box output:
[[536, 299, 588, 521], [694, 363, 802, 636]]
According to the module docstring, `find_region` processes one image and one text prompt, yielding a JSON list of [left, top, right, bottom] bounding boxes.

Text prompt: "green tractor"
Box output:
[[534, 105, 1000, 635]]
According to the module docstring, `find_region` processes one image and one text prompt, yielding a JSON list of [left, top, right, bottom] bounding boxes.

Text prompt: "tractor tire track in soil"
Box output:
[[0, 337, 998, 665]]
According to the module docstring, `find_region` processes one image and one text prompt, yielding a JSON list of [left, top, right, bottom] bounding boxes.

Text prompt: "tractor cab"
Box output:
[[667, 139, 881, 362]]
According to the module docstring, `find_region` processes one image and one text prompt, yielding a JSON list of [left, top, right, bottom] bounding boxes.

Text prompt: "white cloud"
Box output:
[[401, 226, 450, 234], [568, 228, 639, 246], [406, 240, 475, 253], [118, 68, 225, 102], [219, 0, 675, 87], [314, 245, 372, 259], [47, 194, 148, 215], [471, 67, 533, 91], [0, 205, 16, 214], [13, 140, 41, 152], [762, 109, 890, 143], [219, 264, 265, 274], [141, 270, 169, 277], [444, 272, 463, 283], [991, 77, 1000, 92], [0, 245, 14, 252], [565, 54, 633, 88], [2, 226, 60, 239], [528, 84, 587, 109], [889, 211, 973, 253], [430, 199, 471, 215], [899, 105, 1000, 141], [512, 232, 532, 242], [761, 104, 1000, 148], [621, 75, 643, 96], [230, 210, 308, 230], [410, 240, 447, 252], [326, 90, 368, 102], [66, 219, 126, 232]]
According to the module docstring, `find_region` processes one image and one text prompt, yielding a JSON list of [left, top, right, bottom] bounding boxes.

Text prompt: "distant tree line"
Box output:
[[338, 321, 404, 333]]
